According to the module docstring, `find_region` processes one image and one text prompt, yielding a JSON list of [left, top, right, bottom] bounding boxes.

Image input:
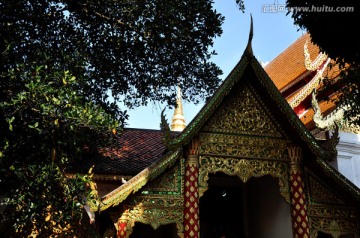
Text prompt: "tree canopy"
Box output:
[[0, 0, 224, 236], [286, 0, 360, 65], [1, 0, 224, 108]]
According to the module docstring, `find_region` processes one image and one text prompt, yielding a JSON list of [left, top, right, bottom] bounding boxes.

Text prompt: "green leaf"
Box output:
[[7, 116, 15, 131]]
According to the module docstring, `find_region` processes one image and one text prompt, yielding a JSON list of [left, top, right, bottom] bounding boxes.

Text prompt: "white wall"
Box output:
[[332, 131, 360, 188]]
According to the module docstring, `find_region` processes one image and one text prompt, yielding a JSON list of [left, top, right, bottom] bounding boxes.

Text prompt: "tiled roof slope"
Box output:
[[264, 33, 319, 91], [265, 32, 343, 130], [265, 33, 341, 92], [68, 128, 175, 176]]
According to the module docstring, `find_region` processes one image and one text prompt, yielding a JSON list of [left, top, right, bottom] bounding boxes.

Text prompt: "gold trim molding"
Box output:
[[118, 195, 184, 238], [200, 133, 289, 160], [202, 83, 283, 138], [198, 156, 290, 203], [310, 219, 358, 238]]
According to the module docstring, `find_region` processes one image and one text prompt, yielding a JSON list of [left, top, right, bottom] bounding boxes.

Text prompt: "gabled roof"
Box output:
[[264, 32, 343, 130], [167, 29, 330, 159], [68, 128, 176, 176], [264, 32, 341, 92], [92, 19, 360, 212], [265, 33, 319, 91]]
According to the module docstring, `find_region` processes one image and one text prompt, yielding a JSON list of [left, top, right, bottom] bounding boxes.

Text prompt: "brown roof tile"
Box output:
[[265, 32, 345, 131], [265, 33, 319, 91], [68, 128, 178, 176]]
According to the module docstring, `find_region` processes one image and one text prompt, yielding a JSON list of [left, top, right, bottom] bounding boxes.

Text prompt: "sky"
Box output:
[[124, 0, 306, 130]]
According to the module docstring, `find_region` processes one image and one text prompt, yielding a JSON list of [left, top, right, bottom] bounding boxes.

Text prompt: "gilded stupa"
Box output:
[[170, 86, 186, 131]]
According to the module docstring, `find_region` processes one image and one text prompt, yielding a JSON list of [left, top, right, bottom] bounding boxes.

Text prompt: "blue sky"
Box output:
[[125, 0, 306, 130]]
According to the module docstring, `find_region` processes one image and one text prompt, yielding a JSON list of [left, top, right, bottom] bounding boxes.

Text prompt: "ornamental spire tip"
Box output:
[[245, 14, 254, 56]]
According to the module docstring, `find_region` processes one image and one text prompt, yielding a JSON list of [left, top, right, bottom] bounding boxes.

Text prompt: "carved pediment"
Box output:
[[305, 169, 346, 206], [203, 83, 282, 138], [140, 160, 184, 195]]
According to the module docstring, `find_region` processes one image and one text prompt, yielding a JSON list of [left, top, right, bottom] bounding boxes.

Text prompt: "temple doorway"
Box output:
[[199, 172, 293, 238], [199, 172, 245, 238]]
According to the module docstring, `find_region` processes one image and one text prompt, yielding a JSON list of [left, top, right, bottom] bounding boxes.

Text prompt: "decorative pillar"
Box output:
[[183, 138, 200, 238], [117, 210, 129, 238], [288, 146, 310, 238]]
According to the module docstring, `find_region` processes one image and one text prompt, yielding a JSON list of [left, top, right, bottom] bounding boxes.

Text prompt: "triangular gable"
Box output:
[[94, 18, 360, 212], [168, 32, 330, 159], [202, 82, 283, 138]]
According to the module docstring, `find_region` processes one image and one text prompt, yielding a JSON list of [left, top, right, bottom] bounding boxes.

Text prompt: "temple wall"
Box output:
[[331, 131, 360, 188]]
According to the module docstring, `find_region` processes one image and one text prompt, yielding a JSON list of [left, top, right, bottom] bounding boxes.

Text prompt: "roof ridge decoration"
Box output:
[[312, 89, 345, 131], [245, 14, 254, 56], [304, 40, 328, 71], [288, 41, 330, 109], [88, 148, 181, 212], [311, 89, 360, 134], [289, 57, 330, 109]]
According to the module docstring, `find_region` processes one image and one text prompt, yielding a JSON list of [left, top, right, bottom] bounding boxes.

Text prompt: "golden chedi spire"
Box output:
[[170, 86, 186, 132]]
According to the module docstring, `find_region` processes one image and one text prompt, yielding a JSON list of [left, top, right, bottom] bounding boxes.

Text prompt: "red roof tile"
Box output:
[[69, 128, 178, 176]]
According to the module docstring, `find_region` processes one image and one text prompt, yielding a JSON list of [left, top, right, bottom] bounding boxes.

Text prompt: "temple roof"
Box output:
[[265, 32, 341, 91], [264, 33, 319, 91], [74, 22, 360, 213], [68, 128, 177, 177], [88, 22, 360, 212], [264, 32, 343, 130]]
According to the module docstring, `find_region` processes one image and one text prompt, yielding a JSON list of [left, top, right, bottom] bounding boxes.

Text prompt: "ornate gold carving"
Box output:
[[187, 136, 200, 156], [141, 161, 183, 195], [127, 195, 184, 208], [199, 133, 288, 160], [198, 156, 290, 203], [186, 155, 198, 167], [288, 145, 303, 164], [288, 145, 304, 172], [304, 41, 328, 71], [310, 218, 358, 238], [98, 149, 181, 211], [304, 168, 360, 236], [305, 169, 346, 206], [119, 195, 184, 238], [308, 205, 357, 219], [203, 84, 282, 137], [127, 206, 183, 230]]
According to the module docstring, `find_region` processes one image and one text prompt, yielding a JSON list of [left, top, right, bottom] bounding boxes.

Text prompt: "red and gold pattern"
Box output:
[[117, 221, 127, 238], [288, 146, 310, 238], [184, 156, 199, 238], [184, 138, 200, 238], [117, 211, 128, 238]]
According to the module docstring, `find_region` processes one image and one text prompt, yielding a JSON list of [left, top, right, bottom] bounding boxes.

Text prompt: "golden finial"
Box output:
[[170, 86, 186, 132]]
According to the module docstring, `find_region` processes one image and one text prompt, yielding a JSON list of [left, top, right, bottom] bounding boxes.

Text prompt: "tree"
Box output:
[[0, 0, 224, 236], [286, 0, 360, 126], [1, 0, 224, 107], [0, 66, 121, 237], [286, 0, 360, 65]]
